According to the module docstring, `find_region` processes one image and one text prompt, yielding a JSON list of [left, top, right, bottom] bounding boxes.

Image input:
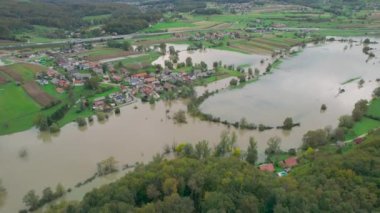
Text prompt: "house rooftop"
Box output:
[[283, 157, 298, 168], [259, 163, 275, 172]]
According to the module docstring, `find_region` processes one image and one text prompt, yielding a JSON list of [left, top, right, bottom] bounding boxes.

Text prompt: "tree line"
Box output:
[[45, 128, 380, 212], [0, 0, 162, 40]]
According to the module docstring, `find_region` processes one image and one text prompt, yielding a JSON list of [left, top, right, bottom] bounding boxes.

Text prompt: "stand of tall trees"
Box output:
[[0, 0, 161, 40], [46, 129, 380, 212]]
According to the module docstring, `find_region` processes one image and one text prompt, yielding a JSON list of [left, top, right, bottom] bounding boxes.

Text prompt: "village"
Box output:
[[11, 34, 242, 114]]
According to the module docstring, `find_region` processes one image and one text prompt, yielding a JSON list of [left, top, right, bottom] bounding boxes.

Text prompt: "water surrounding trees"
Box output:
[[47, 129, 380, 212]]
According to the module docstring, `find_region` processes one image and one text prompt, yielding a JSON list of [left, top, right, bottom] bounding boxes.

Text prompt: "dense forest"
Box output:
[[0, 0, 161, 40], [45, 130, 380, 212]]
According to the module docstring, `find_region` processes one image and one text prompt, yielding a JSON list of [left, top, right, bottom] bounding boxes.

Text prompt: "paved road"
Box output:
[[0, 28, 215, 50]]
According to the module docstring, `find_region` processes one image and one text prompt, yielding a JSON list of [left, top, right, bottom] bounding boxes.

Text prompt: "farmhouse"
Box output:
[[281, 157, 298, 168], [259, 163, 275, 172], [93, 97, 106, 110]]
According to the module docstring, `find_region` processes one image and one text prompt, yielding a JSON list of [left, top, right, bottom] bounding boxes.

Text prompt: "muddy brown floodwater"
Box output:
[[0, 38, 379, 212]]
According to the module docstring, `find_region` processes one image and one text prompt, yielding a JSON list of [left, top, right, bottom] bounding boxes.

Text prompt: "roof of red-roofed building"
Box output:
[[259, 163, 275, 172]]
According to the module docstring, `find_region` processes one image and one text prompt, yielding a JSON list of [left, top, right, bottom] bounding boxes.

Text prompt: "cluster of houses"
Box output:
[[32, 46, 104, 92], [28, 42, 222, 109], [259, 156, 298, 177], [222, 2, 255, 13], [191, 31, 243, 41], [35, 68, 70, 93], [92, 92, 134, 111]]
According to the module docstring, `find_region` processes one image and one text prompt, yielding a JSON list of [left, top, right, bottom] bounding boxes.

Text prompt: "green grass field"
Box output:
[[15, 25, 64, 43], [82, 14, 111, 22], [367, 98, 380, 117], [344, 99, 380, 140], [144, 21, 195, 32], [0, 83, 41, 135], [6, 63, 46, 81], [113, 52, 160, 66], [0, 61, 121, 135], [80, 47, 124, 57], [346, 117, 380, 140]]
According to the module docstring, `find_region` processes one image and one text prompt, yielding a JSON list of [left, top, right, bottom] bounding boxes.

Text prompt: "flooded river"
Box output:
[[0, 39, 379, 212], [152, 44, 266, 70], [201, 39, 380, 130]]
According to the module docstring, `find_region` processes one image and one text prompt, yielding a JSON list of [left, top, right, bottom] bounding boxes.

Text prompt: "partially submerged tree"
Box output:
[[173, 110, 187, 124], [283, 117, 294, 130], [246, 137, 258, 165]]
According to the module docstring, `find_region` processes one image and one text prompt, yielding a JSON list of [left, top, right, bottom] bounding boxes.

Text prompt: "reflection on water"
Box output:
[[0, 39, 379, 212]]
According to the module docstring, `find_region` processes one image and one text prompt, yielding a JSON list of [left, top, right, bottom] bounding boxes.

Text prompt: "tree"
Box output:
[[55, 183, 65, 197], [321, 104, 327, 111], [239, 75, 246, 83], [50, 123, 60, 133], [102, 64, 108, 74], [302, 129, 328, 149], [41, 187, 54, 203], [146, 184, 161, 201], [215, 131, 236, 157], [200, 61, 207, 71], [283, 117, 293, 130], [195, 140, 211, 160], [121, 41, 133, 51], [237, 195, 259, 213], [265, 137, 281, 155], [230, 79, 238, 86], [97, 157, 118, 176], [338, 115, 354, 129], [185, 57, 193, 67], [159, 43, 166, 54], [246, 137, 258, 165], [181, 144, 195, 158], [352, 99, 368, 121], [169, 46, 176, 55], [363, 38, 371, 44], [358, 79, 365, 87], [334, 127, 345, 141], [254, 68, 260, 76], [84, 77, 100, 90], [76, 117, 87, 127], [34, 113, 49, 131], [266, 63, 272, 72], [97, 112, 106, 121], [163, 178, 178, 195], [156, 193, 194, 213], [137, 45, 144, 52], [213, 61, 218, 71], [373, 87, 380, 97], [23, 190, 39, 210], [173, 110, 187, 124], [248, 68, 253, 76], [164, 60, 173, 69], [202, 192, 234, 212]]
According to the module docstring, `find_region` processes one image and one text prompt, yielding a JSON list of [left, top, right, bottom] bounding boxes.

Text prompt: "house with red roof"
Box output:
[[259, 163, 275, 172], [112, 75, 122, 82], [144, 77, 157, 84], [281, 157, 298, 168], [58, 79, 70, 88], [141, 85, 154, 96], [132, 72, 148, 79]]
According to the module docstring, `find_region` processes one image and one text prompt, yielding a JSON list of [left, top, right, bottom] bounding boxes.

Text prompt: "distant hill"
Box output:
[[0, 0, 161, 40]]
